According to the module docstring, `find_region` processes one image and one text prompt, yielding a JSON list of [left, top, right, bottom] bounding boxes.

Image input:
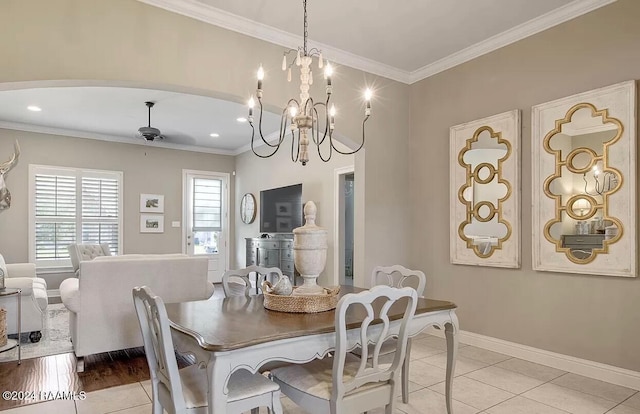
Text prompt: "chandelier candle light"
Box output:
[[247, 0, 372, 166]]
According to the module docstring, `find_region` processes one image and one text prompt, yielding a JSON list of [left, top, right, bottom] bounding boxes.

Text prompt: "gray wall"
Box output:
[[409, 0, 640, 371], [0, 129, 235, 267]]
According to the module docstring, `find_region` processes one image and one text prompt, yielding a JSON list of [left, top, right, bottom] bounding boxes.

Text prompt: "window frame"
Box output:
[[28, 164, 124, 270]]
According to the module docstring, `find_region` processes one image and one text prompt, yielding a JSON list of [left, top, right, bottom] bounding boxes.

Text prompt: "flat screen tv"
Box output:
[[260, 184, 303, 233]]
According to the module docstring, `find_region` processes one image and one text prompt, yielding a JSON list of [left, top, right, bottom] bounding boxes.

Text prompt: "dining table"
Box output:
[[165, 285, 459, 414]]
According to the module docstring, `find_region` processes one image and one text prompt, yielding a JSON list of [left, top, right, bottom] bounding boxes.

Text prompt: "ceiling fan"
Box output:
[[137, 101, 164, 141]]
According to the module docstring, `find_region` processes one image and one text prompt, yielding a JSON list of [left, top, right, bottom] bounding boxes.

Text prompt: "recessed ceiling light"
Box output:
[[236, 117, 247, 123], [210, 133, 220, 138], [27, 105, 42, 112]]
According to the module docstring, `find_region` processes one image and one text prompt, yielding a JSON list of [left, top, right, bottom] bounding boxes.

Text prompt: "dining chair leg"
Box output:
[[401, 339, 412, 403]]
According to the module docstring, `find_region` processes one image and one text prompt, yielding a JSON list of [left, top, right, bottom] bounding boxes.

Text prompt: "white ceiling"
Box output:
[[140, 0, 615, 83], [0, 0, 616, 154], [0, 87, 281, 154]]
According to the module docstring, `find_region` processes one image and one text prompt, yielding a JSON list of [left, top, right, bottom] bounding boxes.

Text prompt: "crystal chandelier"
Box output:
[[247, 0, 372, 166]]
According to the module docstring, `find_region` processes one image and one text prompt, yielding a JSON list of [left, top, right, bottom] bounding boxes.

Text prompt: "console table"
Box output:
[[245, 237, 297, 284]]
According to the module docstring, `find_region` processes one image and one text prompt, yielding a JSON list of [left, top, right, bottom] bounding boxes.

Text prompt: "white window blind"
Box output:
[[34, 175, 76, 260], [192, 178, 222, 232], [30, 166, 123, 267], [81, 177, 120, 253]]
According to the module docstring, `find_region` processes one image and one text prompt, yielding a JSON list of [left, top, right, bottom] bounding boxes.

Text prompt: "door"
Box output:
[[183, 170, 229, 283], [334, 166, 355, 286]]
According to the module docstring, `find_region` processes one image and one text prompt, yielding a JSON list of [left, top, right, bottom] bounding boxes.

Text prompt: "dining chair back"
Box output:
[[133, 286, 189, 414], [133, 286, 283, 414], [222, 265, 283, 297], [371, 265, 426, 296], [271, 285, 418, 414], [367, 264, 427, 404]]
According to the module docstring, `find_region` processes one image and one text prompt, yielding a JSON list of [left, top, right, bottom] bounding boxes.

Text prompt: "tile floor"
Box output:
[[2, 334, 638, 414]]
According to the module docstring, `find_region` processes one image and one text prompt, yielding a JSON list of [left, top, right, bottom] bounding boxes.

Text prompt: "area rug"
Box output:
[[0, 303, 73, 363]]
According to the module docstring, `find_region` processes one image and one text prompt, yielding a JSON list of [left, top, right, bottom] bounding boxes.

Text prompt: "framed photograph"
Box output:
[[140, 194, 164, 213], [275, 202, 292, 216], [140, 214, 164, 233], [276, 217, 292, 232]]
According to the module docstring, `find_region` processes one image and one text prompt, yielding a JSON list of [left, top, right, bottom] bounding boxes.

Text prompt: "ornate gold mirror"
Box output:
[[450, 110, 520, 268], [543, 104, 622, 263], [532, 81, 636, 277]]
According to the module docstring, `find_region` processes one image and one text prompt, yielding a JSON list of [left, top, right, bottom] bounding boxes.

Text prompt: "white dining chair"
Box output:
[[362, 265, 427, 403], [132, 286, 283, 414], [270, 285, 418, 414], [222, 265, 283, 297]]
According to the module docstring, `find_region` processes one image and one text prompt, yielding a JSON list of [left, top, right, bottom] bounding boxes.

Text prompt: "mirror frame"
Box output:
[[532, 81, 636, 277], [449, 110, 521, 268], [240, 193, 256, 224]]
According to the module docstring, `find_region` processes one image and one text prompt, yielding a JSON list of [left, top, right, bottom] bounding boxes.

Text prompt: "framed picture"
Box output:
[[275, 202, 292, 216], [276, 217, 292, 232], [140, 194, 164, 213], [140, 214, 164, 233]]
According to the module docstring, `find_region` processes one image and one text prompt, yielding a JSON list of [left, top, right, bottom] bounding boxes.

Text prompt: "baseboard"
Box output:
[[426, 327, 640, 391], [47, 289, 62, 305]]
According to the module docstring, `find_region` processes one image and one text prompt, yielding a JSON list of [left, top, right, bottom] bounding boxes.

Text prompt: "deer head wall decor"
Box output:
[[0, 140, 20, 211]]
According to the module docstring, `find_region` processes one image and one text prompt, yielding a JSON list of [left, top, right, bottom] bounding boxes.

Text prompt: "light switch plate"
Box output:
[[171, 221, 180, 228]]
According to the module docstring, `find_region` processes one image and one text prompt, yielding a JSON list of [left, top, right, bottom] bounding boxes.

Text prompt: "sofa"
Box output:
[[0, 254, 48, 342], [59, 254, 214, 360]]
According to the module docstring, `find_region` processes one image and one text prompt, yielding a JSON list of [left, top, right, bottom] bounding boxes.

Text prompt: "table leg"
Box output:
[[206, 354, 231, 414], [17, 290, 21, 364], [444, 311, 459, 414]]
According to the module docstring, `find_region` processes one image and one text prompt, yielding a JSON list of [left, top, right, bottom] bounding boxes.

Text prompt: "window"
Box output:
[[29, 165, 123, 268], [191, 177, 222, 254]]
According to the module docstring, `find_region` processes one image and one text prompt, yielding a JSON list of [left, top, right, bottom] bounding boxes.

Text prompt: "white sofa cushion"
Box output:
[[60, 278, 80, 313]]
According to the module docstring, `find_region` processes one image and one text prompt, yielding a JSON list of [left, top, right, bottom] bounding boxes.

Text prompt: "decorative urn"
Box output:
[[293, 201, 327, 295]]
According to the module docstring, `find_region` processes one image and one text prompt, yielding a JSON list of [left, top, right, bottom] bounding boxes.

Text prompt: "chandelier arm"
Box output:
[[312, 100, 330, 146], [311, 106, 320, 145], [252, 103, 282, 149], [303, 97, 314, 117], [310, 106, 327, 146], [249, 122, 282, 159], [315, 126, 333, 163], [332, 115, 369, 155], [291, 128, 301, 163]]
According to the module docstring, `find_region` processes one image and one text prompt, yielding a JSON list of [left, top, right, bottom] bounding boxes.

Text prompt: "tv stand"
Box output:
[[245, 235, 298, 285]]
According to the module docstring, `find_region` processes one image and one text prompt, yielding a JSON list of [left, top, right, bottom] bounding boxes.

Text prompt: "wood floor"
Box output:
[[0, 284, 218, 411], [0, 347, 195, 410]]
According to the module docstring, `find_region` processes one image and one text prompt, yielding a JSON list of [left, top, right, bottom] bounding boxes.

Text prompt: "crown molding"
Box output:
[[409, 0, 617, 83], [139, 0, 616, 85], [233, 130, 281, 156], [136, 0, 412, 84], [0, 121, 237, 156]]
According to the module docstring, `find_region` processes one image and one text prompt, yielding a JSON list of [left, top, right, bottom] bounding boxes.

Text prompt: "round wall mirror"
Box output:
[[240, 193, 256, 224]]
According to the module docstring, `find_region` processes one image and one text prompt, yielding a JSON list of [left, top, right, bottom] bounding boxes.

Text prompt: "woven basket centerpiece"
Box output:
[[262, 284, 340, 313], [0, 308, 7, 347]]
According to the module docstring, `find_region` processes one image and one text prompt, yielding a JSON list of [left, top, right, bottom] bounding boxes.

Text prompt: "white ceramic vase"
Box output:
[[293, 201, 327, 295]]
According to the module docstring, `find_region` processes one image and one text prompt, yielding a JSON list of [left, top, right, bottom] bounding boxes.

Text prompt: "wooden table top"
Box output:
[[165, 285, 456, 352]]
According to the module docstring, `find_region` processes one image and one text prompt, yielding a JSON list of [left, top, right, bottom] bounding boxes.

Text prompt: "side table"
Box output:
[[0, 288, 21, 364]]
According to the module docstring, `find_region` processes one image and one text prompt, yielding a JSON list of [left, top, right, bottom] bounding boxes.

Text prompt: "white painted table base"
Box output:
[[171, 309, 459, 414]]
